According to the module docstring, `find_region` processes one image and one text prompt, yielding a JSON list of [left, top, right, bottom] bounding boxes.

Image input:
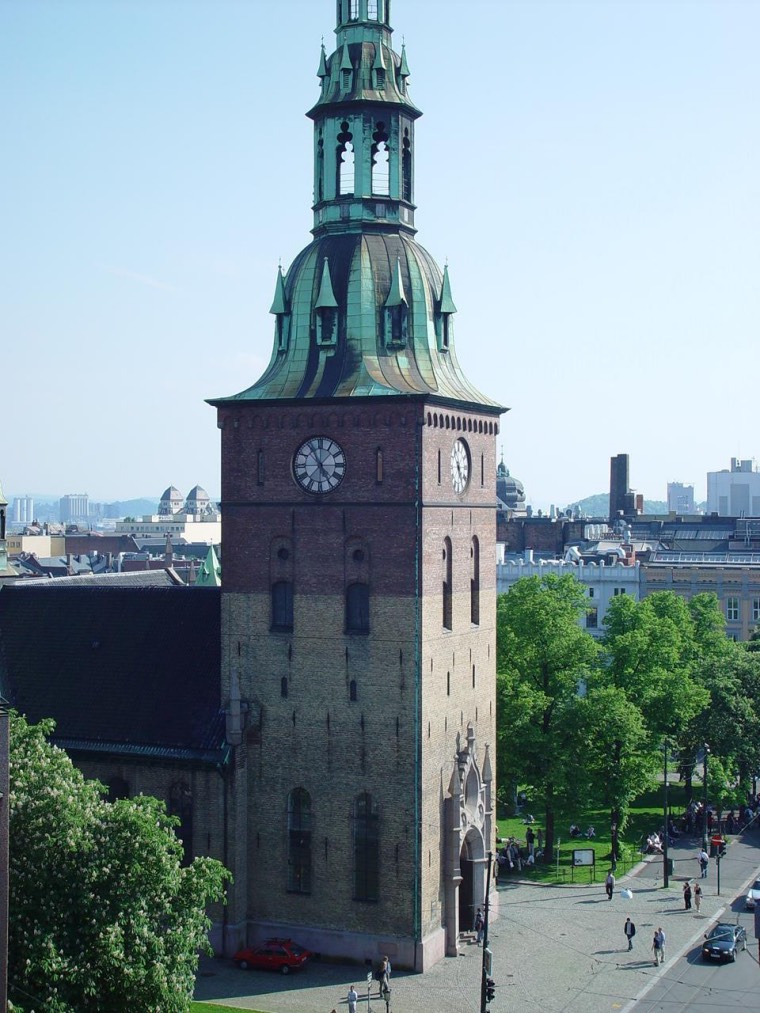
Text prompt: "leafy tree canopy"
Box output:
[[8, 713, 230, 1013]]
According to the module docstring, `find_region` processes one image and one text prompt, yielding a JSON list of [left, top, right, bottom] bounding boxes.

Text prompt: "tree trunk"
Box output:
[[543, 797, 555, 863], [610, 808, 621, 869]]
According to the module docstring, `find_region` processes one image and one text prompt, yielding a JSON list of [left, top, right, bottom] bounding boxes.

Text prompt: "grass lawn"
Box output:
[[191, 1004, 267, 1013], [495, 782, 691, 884]]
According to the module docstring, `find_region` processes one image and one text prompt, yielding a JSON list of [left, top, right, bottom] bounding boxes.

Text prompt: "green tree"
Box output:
[[496, 574, 599, 860], [563, 686, 657, 861], [8, 713, 230, 1013]]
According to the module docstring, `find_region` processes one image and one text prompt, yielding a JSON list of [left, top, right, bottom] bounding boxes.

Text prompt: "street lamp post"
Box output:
[[480, 851, 493, 1013], [663, 740, 669, 888], [702, 744, 709, 851]]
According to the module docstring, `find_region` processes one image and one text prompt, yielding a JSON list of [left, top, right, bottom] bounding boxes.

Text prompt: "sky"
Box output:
[[2, 0, 759, 509]]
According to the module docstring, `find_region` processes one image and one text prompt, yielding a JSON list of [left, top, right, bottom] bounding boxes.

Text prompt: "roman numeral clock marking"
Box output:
[[293, 436, 346, 493]]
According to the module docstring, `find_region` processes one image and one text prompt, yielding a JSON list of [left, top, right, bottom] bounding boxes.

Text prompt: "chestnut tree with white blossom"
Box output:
[[8, 713, 230, 1013]]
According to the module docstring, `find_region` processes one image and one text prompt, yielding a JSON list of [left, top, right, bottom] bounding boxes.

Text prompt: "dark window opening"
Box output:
[[288, 789, 312, 894], [471, 537, 480, 626], [317, 137, 324, 202], [346, 582, 370, 634], [272, 580, 294, 631], [353, 793, 379, 901], [169, 781, 193, 866], [443, 538, 453, 630], [402, 131, 412, 202], [376, 448, 384, 483], [107, 776, 130, 803], [586, 608, 598, 630], [316, 306, 337, 345], [384, 303, 408, 346], [281, 676, 289, 699], [349, 679, 358, 701], [257, 449, 265, 485]]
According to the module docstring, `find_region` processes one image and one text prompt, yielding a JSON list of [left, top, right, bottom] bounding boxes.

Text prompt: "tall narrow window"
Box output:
[[169, 782, 193, 865], [726, 597, 739, 622], [287, 789, 312, 893], [346, 582, 370, 633], [272, 580, 294, 630], [470, 536, 480, 626], [337, 123, 355, 195], [443, 537, 453, 631], [402, 130, 412, 202], [368, 0, 379, 17], [437, 449, 441, 485], [257, 449, 265, 485], [317, 136, 324, 202], [372, 123, 390, 195], [376, 448, 384, 483], [353, 793, 379, 901], [349, 0, 359, 18]]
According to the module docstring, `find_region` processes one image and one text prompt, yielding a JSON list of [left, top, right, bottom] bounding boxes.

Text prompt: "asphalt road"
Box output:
[[629, 904, 759, 1012]]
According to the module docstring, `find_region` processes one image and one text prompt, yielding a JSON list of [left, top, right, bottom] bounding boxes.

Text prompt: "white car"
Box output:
[[745, 879, 760, 910]]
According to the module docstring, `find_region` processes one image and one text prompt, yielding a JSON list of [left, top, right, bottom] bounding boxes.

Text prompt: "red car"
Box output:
[[233, 938, 312, 974]]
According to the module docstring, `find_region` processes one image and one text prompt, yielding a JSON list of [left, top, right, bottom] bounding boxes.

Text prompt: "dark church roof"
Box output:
[[0, 586, 225, 764]]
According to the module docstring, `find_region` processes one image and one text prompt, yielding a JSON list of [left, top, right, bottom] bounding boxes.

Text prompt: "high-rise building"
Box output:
[[11, 496, 34, 525], [209, 0, 504, 970], [707, 458, 760, 517], [667, 482, 695, 515], [59, 493, 89, 524]]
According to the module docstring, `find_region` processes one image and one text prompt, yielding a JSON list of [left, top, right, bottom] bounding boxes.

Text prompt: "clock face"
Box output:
[[293, 436, 346, 494], [450, 438, 470, 494]]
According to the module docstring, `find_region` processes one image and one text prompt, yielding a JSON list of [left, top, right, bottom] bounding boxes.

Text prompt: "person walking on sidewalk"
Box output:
[[605, 870, 616, 900], [683, 880, 692, 910], [652, 927, 665, 965], [694, 881, 702, 912], [347, 985, 358, 1013], [699, 849, 709, 878], [624, 917, 636, 951]]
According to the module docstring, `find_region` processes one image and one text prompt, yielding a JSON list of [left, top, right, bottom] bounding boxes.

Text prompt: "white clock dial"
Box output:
[[293, 436, 346, 494], [450, 439, 470, 494]]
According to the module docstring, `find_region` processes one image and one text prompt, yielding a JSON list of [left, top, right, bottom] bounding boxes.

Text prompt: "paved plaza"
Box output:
[[195, 830, 760, 1012]]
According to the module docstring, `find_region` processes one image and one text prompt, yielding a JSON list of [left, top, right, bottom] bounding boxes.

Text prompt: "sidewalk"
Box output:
[[194, 829, 760, 1012]]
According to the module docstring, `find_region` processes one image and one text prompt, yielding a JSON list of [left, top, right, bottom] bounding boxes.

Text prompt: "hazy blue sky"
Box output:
[[3, 0, 758, 508]]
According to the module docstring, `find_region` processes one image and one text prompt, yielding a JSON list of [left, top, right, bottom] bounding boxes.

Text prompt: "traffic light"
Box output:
[[486, 977, 497, 1003]]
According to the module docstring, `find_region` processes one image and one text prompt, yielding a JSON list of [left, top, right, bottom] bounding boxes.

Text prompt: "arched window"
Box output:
[[272, 580, 294, 630], [372, 123, 390, 196], [353, 792, 379, 901], [402, 130, 412, 202], [346, 582, 370, 634], [169, 781, 193, 865], [470, 536, 480, 626], [443, 537, 453, 630], [337, 123, 355, 196], [288, 789, 312, 894]]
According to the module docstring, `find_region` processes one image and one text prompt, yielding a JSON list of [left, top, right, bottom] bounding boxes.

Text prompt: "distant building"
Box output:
[[667, 482, 695, 515], [116, 484, 221, 546], [11, 496, 34, 525], [707, 458, 760, 517], [609, 454, 643, 520], [59, 493, 89, 524], [496, 455, 527, 516]]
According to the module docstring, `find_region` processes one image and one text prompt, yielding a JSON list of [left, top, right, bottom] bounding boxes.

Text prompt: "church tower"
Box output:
[[210, 0, 505, 971]]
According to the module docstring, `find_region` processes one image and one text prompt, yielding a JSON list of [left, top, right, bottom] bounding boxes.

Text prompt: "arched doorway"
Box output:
[[459, 852, 474, 930]]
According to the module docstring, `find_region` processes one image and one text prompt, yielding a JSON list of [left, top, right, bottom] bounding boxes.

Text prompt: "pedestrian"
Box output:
[[624, 917, 636, 951], [654, 927, 665, 965], [683, 880, 692, 910], [347, 985, 358, 1013], [474, 907, 484, 945], [699, 849, 709, 878], [694, 881, 702, 912], [605, 870, 615, 900]]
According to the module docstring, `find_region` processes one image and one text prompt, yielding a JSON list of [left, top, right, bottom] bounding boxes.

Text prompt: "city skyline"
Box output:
[[3, 0, 758, 508]]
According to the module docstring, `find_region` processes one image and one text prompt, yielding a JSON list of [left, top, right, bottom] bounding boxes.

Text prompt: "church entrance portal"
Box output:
[[459, 852, 474, 931]]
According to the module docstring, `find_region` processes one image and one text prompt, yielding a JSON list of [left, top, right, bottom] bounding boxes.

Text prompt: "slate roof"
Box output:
[[0, 586, 226, 764], [9, 569, 184, 587]]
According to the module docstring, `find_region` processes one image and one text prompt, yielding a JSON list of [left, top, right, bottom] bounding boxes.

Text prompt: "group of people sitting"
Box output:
[[496, 824, 543, 873], [569, 824, 595, 840]]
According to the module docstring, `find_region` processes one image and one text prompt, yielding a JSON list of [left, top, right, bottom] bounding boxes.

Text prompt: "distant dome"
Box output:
[[185, 485, 211, 516], [496, 458, 526, 512], [158, 486, 184, 517]]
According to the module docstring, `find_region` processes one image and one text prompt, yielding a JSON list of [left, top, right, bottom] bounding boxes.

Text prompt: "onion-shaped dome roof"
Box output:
[[216, 233, 500, 408]]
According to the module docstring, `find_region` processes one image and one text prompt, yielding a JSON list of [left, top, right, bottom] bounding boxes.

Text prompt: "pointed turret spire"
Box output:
[[269, 266, 288, 315], [315, 259, 339, 309], [439, 264, 457, 314], [385, 259, 407, 308], [399, 41, 411, 79], [317, 42, 328, 79]]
